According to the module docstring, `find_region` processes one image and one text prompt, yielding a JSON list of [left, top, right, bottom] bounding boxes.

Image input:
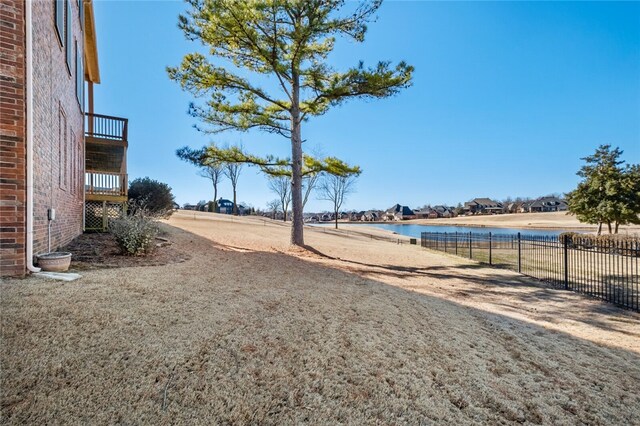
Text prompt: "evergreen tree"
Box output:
[[168, 0, 413, 246], [566, 145, 640, 234], [128, 177, 176, 216]]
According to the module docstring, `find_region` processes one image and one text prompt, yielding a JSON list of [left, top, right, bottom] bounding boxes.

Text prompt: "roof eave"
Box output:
[[84, 0, 100, 84]]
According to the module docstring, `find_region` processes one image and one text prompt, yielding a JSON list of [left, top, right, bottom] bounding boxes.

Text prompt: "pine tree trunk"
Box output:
[[213, 186, 218, 213], [615, 222, 619, 234], [597, 222, 602, 235], [607, 222, 612, 234], [290, 74, 304, 246]]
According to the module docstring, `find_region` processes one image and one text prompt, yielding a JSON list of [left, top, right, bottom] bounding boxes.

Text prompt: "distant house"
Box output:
[[217, 198, 247, 215], [433, 205, 454, 218], [321, 213, 332, 221], [362, 210, 380, 221], [464, 198, 503, 215], [217, 199, 234, 214], [506, 202, 522, 214], [303, 213, 320, 222], [350, 211, 365, 221], [384, 204, 416, 221], [415, 205, 455, 219], [526, 197, 568, 213], [182, 204, 197, 211], [519, 201, 532, 213], [414, 208, 432, 219]]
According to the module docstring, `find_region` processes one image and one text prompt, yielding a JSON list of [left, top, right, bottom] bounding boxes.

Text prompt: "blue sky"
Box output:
[[91, 0, 640, 212]]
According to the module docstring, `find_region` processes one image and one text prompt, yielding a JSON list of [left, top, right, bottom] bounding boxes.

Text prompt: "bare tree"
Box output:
[[197, 164, 224, 212], [302, 172, 321, 211], [318, 173, 358, 229], [301, 146, 324, 211], [224, 163, 243, 215], [268, 176, 292, 222], [266, 199, 281, 220]]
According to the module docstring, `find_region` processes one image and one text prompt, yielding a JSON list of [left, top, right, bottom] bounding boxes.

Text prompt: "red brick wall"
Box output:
[[1, 0, 85, 276], [0, 0, 26, 276]]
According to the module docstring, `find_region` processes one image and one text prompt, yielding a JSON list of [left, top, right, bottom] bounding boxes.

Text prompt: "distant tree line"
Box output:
[[177, 143, 360, 227]]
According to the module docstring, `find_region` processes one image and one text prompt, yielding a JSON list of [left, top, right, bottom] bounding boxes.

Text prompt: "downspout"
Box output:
[[25, 0, 41, 273]]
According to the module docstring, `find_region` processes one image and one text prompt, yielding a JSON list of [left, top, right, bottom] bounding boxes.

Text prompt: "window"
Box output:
[[54, 0, 64, 45], [75, 41, 83, 110], [65, 0, 72, 74], [59, 106, 68, 191], [77, 133, 84, 195], [70, 129, 76, 195]]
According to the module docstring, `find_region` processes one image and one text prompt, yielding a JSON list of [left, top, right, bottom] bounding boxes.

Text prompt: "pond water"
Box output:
[[314, 223, 566, 239]]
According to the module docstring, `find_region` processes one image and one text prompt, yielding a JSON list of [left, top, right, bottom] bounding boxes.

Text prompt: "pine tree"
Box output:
[[567, 145, 640, 234], [168, 0, 412, 246]]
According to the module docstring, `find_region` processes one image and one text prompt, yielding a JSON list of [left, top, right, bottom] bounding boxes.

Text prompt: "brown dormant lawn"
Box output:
[[2, 211, 639, 424]]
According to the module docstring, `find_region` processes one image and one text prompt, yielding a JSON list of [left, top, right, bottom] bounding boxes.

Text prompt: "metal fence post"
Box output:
[[517, 232, 521, 273], [469, 231, 472, 259], [489, 232, 492, 265], [563, 235, 569, 290], [455, 231, 458, 255]]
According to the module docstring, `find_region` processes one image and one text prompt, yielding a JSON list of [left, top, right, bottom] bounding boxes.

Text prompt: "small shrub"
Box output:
[[559, 232, 639, 256], [559, 232, 580, 245], [109, 212, 159, 256], [559, 232, 640, 244]]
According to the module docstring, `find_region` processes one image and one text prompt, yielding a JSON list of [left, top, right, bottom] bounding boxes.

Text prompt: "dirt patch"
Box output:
[[62, 225, 190, 270]]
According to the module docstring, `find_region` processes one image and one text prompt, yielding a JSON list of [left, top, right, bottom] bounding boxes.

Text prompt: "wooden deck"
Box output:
[[84, 112, 128, 203], [85, 112, 128, 146], [85, 170, 127, 202], [84, 113, 129, 231]]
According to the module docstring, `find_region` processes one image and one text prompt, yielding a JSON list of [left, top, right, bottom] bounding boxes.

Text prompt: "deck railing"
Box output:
[[85, 113, 128, 142], [85, 170, 127, 197]]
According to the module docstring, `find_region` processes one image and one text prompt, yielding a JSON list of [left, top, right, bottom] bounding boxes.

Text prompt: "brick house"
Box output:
[[383, 204, 416, 221], [463, 198, 504, 215], [1, 0, 127, 276], [525, 196, 568, 213]]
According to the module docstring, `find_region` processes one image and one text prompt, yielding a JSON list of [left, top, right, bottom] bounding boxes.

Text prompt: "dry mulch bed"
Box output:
[[63, 230, 191, 270]]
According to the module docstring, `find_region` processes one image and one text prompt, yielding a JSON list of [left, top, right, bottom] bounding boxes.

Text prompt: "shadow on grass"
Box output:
[[173, 222, 640, 342], [3, 221, 640, 424], [206, 227, 639, 338]]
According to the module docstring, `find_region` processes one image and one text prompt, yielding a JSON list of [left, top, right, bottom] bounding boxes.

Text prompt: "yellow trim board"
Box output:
[[85, 194, 128, 203], [83, 0, 100, 83]]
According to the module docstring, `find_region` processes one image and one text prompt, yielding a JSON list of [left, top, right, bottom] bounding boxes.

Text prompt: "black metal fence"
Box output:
[[421, 232, 639, 312]]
